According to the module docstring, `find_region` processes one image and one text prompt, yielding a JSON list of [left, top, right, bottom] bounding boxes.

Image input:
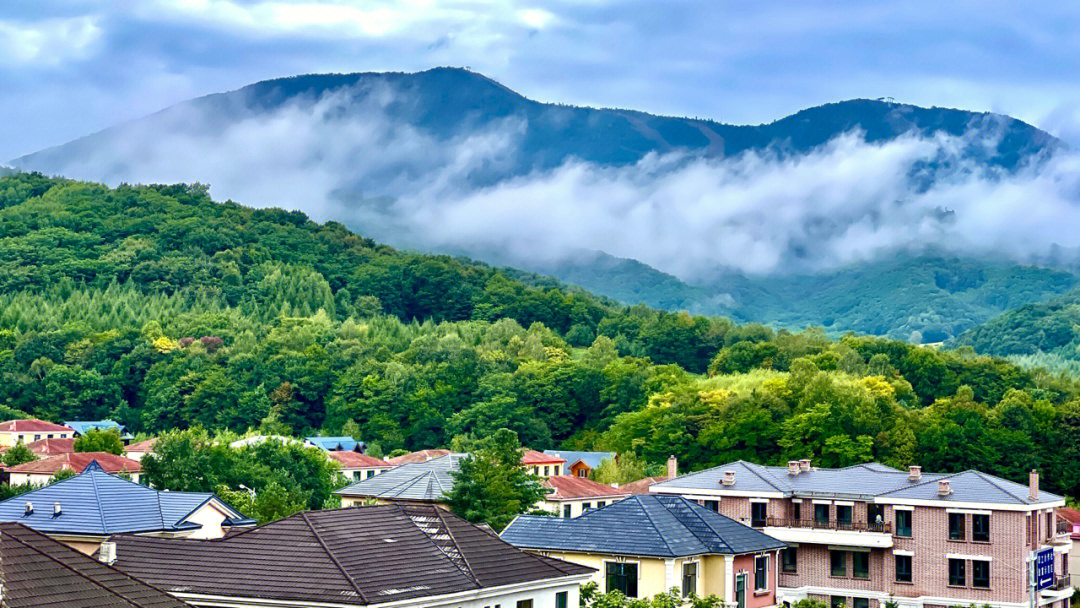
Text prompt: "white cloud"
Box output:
[[0, 16, 102, 66]]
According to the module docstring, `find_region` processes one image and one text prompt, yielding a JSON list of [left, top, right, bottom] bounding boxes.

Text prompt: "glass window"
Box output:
[[830, 596, 846, 608], [830, 550, 846, 577], [815, 504, 830, 526], [895, 555, 912, 583], [366, 470, 375, 479], [597, 501, 606, 508], [606, 562, 638, 597], [578, 469, 587, 478], [868, 504, 884, 529], [972, 560, 990, 589], [704, 500, 719, 512], [582, 502, 592, 512], [517, 600, 533, 608], [563, 504, 572, 518], [853, 552, 869, 579], [895, 510, 912, 537], [736, 574, 746, 608], [755, 555, 768, 591], [948, 558, 966, 587], [752, 502, 768, 527], [972, 514, 990, 542], [682, 562, 698, 597], [949, 513, 966, 541], [854, 599, 869, 608], [836, 505, 853, 527], [556, 592, 568, 608], [543, 466, 549, 476], [781, 547, 797, 573], [792, 502, 801, 520]]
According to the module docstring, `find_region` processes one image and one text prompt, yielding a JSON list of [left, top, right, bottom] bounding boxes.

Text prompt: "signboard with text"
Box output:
[[1035, 547, 1055, 591]]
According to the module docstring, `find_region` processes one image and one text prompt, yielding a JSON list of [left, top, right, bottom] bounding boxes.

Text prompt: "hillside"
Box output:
[[950, 292, 1080, 371]]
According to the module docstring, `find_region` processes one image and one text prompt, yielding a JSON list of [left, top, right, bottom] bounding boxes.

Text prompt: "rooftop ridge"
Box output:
[[299, 511, 369, 604], [738, 460, 790, 493], [971, 470, 1033, 503], [632, 495, 676, 557], [432, 506, 483, 587], [86, 465, 112, 534], [659, 495, 729, 554]]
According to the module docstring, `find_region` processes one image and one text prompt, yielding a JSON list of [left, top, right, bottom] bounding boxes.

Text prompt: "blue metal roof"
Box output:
[[543, 450, 615, 470], [335, 453, 467, 501], [64, 420, 125, 436], [305, 436, 363, 451], [0, 462, 254, 536], [501, 495, 786, 558]]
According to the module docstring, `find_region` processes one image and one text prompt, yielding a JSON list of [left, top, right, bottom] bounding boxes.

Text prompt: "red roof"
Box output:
[[26, 438, 76, 456], [1058, 508, 1080, 539], [386, 449, 451, 466], [620, 476, 671, 495], [542, 476, 630, 500], [0, 419, 74, 433], [124, 438, 158, 453], [328, 451, 390, 469], [521, 450, 566, 466], [7, 452, 141, 475]]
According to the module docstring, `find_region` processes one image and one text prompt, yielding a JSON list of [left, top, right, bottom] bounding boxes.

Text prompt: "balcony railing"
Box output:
[[1049, 574, 1072, 591], [1056, 520, 1072, 536], [766, 517, 892, 534]]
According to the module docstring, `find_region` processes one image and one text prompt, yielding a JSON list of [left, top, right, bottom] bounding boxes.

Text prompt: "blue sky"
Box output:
[[3, 1, 1080, 161]]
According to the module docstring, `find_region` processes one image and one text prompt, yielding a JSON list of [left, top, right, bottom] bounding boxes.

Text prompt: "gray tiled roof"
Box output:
[[501, 495, 786, 558], [543, 450, 616, 470], [334, 453, 467, 501], [651, 460, 1062, 505]]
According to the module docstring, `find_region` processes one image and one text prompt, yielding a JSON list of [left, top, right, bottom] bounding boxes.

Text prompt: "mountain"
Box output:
[[10, 67, 1071, 341], [950, 291, 1080, 372]]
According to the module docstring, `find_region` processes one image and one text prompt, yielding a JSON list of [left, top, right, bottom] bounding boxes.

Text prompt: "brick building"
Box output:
[[651, 460, 1072, 608]]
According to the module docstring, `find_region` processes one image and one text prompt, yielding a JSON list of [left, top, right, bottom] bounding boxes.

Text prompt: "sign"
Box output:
[[1035, 547, 1055, 591]]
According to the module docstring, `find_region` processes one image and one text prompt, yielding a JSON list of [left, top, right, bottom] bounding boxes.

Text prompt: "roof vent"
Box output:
[[788, 461, 800, 475], [909, 465, 922, 482], [98, 541, 117, 565], [799, 459, 811, 472], [23, 502, 32, 517], [721, 470, 736, 486], [938, 480, 952, 496], [53, 502, 62, 518]]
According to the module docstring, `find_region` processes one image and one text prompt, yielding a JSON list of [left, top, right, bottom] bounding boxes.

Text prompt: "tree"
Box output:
[[73, 428, 125, 455], [445, 428, 546, 531], [2, 442, 36, 467], [251, 481, 307, 524], [51, 468, 78, 483]]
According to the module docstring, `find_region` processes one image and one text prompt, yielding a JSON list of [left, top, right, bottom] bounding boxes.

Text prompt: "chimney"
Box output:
[[23, 502, 32, 517], [799, 459, 811, 472], [53, 502, 62, 518], [908, 465, 922, 482], [788, 461, 800, 475], [99, 541, 117, 565], [667, 455, 678, 479], [721, 470, 736, 486], [938, 480, 952, 496], [1030, 469, 1039, 501]]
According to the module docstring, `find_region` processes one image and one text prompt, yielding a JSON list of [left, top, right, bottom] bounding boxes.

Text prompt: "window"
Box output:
[[606, 562, 638, 597], [33, 434, 40, 441], [948, 513, 966, 541], [972, 560, 990, 589], [895, 554, 912, 583], [754, 555, 768, 591], [682, 562, 698, 597], [830, 550, 846, 577], [781, 547, 797, 573], [735, 574, 746, 608], [582, 502, 592, 512], [543, 466, 549, 476], [829, 596, 846, 608], [854, 599, 869, 608], [704, 500, 719, 513], [895, 510, 912, 537], [972, 514, 990, 542], [517, 600, 533, 608], [792, 502, 801, 520], [815, 504, 830, 526], [836, 505, 853, 527], [366, 470, 375, 479], [597, 501, 606, 508], [563, 504, 572, 518], [751, 502, 767, 527], [948, 558, 966, 587], [556, 592, 568, 608], [577, 469, 587, 478], [853, 551, 869, 579]]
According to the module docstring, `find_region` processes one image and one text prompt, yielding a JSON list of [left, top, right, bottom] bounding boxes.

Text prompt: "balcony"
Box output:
[[1057, 520, 1072, 536], [767, 517, 892, 534], [1050, 574, 1072, 591], [763, 517, 893, 548]]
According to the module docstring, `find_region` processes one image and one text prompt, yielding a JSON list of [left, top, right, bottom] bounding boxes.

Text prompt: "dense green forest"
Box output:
[[5, 173, 1080, 500], [951, 294, 1080, 373]]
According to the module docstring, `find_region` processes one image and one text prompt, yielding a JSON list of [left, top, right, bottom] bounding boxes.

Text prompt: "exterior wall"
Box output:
[[0, 429, 72, 447], [569, 462, 592, 478], [339, 495, 450, 510], [179, 502, 232, 539], [527, 551, 725, 599], [733, 552, 778, 608], [528, 464, 564, 477], [10, 470, 140, 485], [341, 466, 392, 481], [537, 496, 627, 518]]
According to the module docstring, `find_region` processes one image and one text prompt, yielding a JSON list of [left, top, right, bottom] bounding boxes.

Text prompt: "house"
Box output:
[[328, 451, 393, 480], [105, 504, 595, 608], [523, 449, 566, 477], [1056, 507, 1080, 580], [503, 494, 786, 604], [385, 448, 451, 465], [65, 419, 132, 440], [124, 437, 158, 462], [621, 476, 671, 495], [539, 476, 631, 518], [544, 450, 617, 478], [651, 460, 1073, 608], [335, 453, 466, 507], [26, 436, 76, 457], [7, 451, 143, 485], [305, 435, 364, 452], [0, 462, 253, 554], [0, 521, 193, 608], [0, 419, 74, 446]]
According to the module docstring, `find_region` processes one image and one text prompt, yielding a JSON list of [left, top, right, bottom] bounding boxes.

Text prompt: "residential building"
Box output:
[[0, 521, 193, 608], [502, 494, 786, 604], [523, 450, 566, 477], [1056, 507, 1080, 580], [544, 450, 617, 478], [26, 436, 76, 457], [336, 453, 467, 507], [385, 448, 451, 465], [651, 460, 1073, 608], [0, 462, 253, 554], [621, 476, 672, 495], [329, 451, 394, 480], [106, 504, 595, 608], [124, 437, 158, 462], [65, 419, 132, 440], [538, 476, 631, 518], [7, 452, 143, 485], [305, 435, 364, 452], [0, 419, 74, 446]]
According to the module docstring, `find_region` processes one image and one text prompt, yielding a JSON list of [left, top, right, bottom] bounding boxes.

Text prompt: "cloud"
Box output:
[[0, 16, 102, 66]]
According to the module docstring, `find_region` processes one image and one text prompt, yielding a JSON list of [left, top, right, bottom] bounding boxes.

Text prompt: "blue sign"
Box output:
[[1035, 547, 1055, 590]]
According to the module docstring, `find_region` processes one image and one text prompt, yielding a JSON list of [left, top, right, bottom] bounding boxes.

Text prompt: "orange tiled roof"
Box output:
[[328, 452, 390, 469], [125, 438, 158, 453], [521, 450, 566, 466], [0, 419, 74, 433], [619, 476, 671, 495], [26, 438, 76, 456], [7, 452, 141, 475], [385, 449, 451, 466], [542, 476, 630, 501]]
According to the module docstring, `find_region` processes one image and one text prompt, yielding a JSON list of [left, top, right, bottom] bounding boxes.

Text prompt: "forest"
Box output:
[[4, 172, 1080, 501]]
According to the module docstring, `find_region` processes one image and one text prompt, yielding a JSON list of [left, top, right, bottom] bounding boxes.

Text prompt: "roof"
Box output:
[[306, 436, 363, 451], [0, 463, 254, 536], [385, 448, 451, 466], [7, 452, 142, 475], [107, 504, 593, 606], [543, 450, 616, 470], [0, 521, 192, 608], [125, 438, 158, 453], [0, 419, 74, 433], [522, 450, 566, 465], [65, 420, 125, 435], [27, 437, 76, 456], [543, 476, 630, 501], [328, 451, 390, 469], [651, 460, 1065, 505], [620, 476, 671, 495], [502, 494, 786, 558], [1057, 507, 1080, 524], [335, 454, 466, 502]]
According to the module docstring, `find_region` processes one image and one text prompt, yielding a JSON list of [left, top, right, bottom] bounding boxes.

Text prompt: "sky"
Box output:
[[4, 1, 1080, 162]]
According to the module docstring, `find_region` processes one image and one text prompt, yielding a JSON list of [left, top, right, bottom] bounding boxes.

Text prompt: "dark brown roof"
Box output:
[[108, 504, 593, 606], [0, 521, 191, 608]]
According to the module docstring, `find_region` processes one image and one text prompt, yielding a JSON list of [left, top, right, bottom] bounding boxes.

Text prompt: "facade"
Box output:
[[0, 419, 74, 447], [544, 450, 617, 478], [124, 437, 158, 462], [7, 451, 144, 485], [328, 450, 394, 480], [538, 475, 631, 518], [503, 494, 786, 605], [1056, 507, 1080, 580], [305, 435, 364, 452], [336, 453, 466, 507], [106, 504, 595, 608], [523, 450, 566, 477], [652, 460, 1072, 608]]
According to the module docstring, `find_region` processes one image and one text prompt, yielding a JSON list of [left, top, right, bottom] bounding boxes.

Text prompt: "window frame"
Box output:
[[815, 503, 830, 527], [605, 561, 639, 598], [853, 598, 869, 608], [972, 513, 990, 543], [894, 554, 913, 583], [751, 502, 768, 528], [704, 500, 719, 513], [562, 504, 572, 518], [829, 596, 846, 608], [792, 501, 801, 520], [556, 592, 568, 608], [682, 561, 699, 597], [836, 504, 853, 528], [972, 560, 990, 589], [754, 554, 769, 591], [948, 513, 966, 541], [781, 547, 797, 573], [895, 509, 912, 538], [852, 551, 869, 580], [948, 558, 966, 587], [830, 550, 847, 577], [516, 600, 533, 608]]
